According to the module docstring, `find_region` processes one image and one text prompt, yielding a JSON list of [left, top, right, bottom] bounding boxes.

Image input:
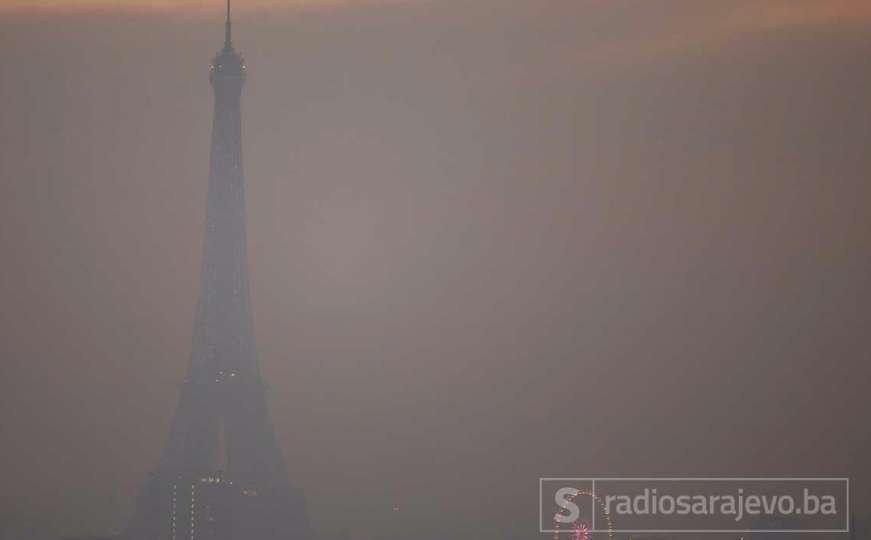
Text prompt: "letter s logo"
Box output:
[[554, 487, 580, 524]]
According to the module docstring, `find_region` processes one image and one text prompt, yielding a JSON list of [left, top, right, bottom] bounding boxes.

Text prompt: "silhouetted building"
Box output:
[[126, 2, 309, 539]]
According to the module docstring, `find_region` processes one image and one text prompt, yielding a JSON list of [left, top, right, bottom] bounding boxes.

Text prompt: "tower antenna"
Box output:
[[224, 0, 232, 48]]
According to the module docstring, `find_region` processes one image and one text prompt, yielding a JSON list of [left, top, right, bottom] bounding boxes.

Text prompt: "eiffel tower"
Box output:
[[127, 2, 309, 539]]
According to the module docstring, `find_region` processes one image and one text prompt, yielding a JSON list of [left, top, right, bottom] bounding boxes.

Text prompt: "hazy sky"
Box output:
[[1, 1, 870, 539]]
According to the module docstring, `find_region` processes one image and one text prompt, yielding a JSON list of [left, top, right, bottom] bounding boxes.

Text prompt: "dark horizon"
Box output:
[[1, 2, 870, 539]]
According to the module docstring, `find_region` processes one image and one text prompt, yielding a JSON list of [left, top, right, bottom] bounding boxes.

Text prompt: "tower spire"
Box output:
[[225, 0, 232, 48]]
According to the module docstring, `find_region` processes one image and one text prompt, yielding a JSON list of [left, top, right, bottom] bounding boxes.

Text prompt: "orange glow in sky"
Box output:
[[0, 0, 406, 12], [0, 0, 868, 18], [3, 0, 871, 39]]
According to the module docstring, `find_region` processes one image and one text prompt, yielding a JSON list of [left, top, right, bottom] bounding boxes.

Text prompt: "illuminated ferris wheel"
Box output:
[[552, 489, 615, 540]]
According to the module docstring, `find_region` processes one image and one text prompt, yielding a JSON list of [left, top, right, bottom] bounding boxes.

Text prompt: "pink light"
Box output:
[[572, 522, 591, 540]]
